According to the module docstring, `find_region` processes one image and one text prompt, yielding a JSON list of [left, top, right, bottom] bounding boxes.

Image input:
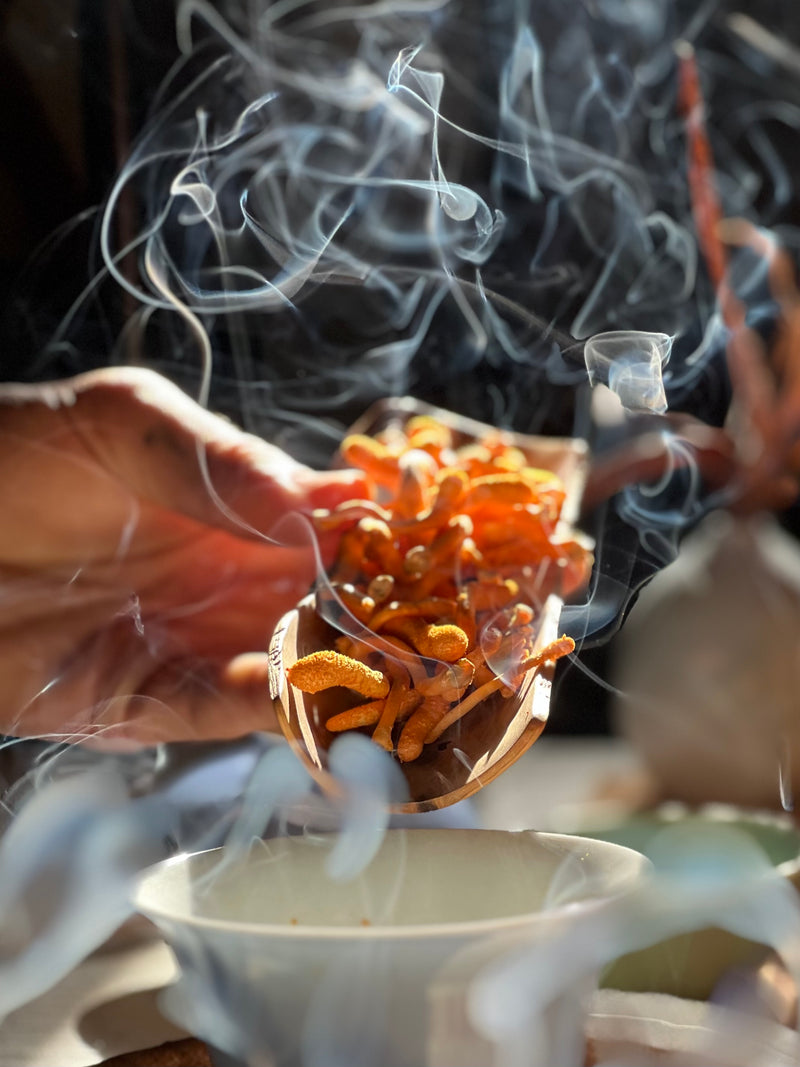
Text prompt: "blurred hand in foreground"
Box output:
[[0, 367, 367, 746]]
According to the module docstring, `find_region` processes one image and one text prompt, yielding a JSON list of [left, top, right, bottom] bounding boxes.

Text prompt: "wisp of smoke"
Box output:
[[3, 0, 800, 1062]]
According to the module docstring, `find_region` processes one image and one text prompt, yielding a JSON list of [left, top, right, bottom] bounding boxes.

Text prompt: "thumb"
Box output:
[[54, 654, 279, 748], [97, 654, 279, 746]]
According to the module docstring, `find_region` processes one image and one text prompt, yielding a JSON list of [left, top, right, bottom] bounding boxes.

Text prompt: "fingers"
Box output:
[[36, 367, 367, 545], [99, 654, 279, 746], [0, 594, 282, 746], [294, 466, 373, 513], [582, 420, 736, 514], [0, 369, 369, 550], [10, 651, 278, 748]]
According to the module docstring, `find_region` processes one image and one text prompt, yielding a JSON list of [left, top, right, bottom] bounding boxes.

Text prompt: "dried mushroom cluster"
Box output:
[[286, 415, 592, 761]]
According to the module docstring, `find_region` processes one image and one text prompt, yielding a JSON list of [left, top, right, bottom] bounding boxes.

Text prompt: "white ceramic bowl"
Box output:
[[133, 829, 648, 1067]]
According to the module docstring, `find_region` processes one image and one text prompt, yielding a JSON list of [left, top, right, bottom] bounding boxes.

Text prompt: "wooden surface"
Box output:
[[101, 1038, 211, 1066]]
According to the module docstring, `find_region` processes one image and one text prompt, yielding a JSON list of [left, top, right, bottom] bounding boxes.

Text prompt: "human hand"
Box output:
[[0, 368, 367, 746]]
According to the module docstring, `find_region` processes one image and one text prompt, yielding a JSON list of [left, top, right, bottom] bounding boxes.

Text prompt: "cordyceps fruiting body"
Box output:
[[285, 411, 592, 764]]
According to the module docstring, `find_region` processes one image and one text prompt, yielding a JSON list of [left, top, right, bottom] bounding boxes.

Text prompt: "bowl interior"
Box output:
[[134, 830, 646, 934]]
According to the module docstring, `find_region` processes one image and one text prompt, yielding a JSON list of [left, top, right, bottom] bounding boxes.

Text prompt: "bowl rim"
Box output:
[[132, 829, 649, 940]]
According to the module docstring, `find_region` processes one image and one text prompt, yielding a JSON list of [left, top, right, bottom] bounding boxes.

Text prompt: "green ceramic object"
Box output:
[[572, 806, 800, 1001]]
